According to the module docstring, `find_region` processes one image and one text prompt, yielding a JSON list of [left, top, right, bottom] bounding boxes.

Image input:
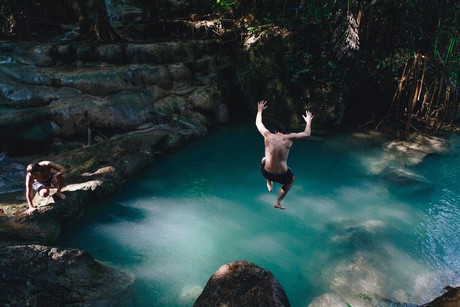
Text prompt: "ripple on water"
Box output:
[[419, 192, 460, 277]]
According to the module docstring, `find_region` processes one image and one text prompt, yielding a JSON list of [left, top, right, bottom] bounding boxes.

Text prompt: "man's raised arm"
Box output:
[[256, 100, 270, 137], [288, 110, 314, 140]]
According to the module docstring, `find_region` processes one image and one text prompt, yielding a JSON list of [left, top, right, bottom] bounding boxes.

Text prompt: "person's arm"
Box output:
[[256, 100, 270, 137], [46, 161, 66, 186], [49, 161, 66, 177], [287, 110, 314, 140], [25, 173, 35, 210]]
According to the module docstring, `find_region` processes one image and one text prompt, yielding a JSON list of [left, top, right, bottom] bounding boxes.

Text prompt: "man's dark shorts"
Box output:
[[261, 161, 294, 185]]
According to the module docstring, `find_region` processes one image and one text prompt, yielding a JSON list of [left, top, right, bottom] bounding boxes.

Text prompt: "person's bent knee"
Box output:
[[281, 180, 294, 192], [38, 187, 50, 197]]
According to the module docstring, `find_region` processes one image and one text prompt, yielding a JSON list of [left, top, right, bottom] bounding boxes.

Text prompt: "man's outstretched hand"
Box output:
[[258, 100, 268, 112], [302, 111, 314, 123]]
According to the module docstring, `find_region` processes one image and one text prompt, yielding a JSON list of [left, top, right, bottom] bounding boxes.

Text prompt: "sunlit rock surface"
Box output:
[[194, 260, 290, 307]]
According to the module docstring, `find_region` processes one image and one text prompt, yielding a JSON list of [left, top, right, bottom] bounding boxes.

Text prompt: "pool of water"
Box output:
[[57, 122, 460, 306]]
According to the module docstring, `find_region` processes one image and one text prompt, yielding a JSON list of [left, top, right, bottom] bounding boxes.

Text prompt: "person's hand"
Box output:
[[302, 111, 314, 123], [26, 207, 37, 215], [257, 100, 268, 112]]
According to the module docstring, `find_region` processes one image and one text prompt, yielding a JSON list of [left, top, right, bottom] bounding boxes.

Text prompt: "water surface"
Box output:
[[57, 122, 460, 306]]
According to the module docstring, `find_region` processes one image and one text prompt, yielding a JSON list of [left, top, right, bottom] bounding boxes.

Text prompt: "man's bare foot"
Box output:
[[266, 180, 273, 192], [26, 207, 37, 215], [274, 204, 286, 210], [55, 192, 66, 200]]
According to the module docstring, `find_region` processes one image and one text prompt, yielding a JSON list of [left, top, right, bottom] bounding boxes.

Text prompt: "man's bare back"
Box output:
[[256, 100, 314, 210], [263, 133, 293, 173]]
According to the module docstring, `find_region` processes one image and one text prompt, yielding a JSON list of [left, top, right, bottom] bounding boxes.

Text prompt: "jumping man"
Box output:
[[256, 100, 314, 210]]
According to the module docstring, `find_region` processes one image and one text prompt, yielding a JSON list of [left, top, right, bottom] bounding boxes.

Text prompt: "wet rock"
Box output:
[[194, 260, 290, 307], [423, 286, 460, 307], [0, 244, 133, 306]]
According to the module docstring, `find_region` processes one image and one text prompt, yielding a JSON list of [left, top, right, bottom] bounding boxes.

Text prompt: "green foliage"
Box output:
[[215, 0, 235, 12], [226, 0, 459, 130], [0, 0, 13, 36]]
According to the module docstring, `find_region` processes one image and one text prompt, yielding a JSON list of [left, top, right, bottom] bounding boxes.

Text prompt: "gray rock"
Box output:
[[0, 40, 230, 155], [0, 244, 133, 306], [194, 260, 290, 307], [423, 286, 460, 307]]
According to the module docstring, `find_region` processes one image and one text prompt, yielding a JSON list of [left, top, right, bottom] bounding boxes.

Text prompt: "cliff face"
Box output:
[[0, 39, 230, 155]]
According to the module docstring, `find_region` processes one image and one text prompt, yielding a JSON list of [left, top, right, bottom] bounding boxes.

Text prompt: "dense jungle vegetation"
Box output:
[[0, 0, 459, 139]]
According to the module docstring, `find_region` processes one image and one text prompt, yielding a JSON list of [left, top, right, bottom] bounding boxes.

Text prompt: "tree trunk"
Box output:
[[72, 0, 122, 42]]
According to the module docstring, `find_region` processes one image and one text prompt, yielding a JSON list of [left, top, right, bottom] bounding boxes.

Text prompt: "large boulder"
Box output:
[[0, 244, 133, 306], [194, 260, 290, 307]]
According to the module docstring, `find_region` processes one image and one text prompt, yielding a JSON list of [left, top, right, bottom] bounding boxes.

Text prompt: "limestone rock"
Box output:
[[0, 40, 231, 155], [194, 260, 290, 307], [0, 244, 133, 306]]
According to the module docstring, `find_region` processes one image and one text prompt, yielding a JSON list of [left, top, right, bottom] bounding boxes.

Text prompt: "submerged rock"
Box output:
[[194, 260, 290, 307], [381, 165, 432, 195]]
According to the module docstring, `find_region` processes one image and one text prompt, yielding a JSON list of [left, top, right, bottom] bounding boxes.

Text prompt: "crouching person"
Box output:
[[25, 161, 66, 215]]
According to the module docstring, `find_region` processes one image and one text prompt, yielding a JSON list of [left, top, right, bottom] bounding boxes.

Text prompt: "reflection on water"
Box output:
[[57, 124, 460, 306]]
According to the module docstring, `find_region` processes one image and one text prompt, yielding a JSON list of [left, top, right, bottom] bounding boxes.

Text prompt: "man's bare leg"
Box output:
[[274, 179, 294, 210], [55, 191, 66, 199], [54, 176, 66, 199], [55, 184, 66, 199], [261, 157, 273, 192], [266, 180, 273, 192]]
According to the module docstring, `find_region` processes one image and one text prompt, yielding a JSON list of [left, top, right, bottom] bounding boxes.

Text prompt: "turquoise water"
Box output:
[[57, 123, 460, 306]]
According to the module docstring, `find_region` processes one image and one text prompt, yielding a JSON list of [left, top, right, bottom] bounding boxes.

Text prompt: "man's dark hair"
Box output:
[[27, 162, 42, 173], [275, 123, 290, 134]]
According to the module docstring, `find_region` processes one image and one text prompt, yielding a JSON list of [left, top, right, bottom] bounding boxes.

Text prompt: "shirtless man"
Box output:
[[25, 161, 66, 215], [256, 100, 314, 210]]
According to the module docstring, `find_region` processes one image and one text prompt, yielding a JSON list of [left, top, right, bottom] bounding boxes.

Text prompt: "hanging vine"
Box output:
[[391, 50, 459, 140]]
